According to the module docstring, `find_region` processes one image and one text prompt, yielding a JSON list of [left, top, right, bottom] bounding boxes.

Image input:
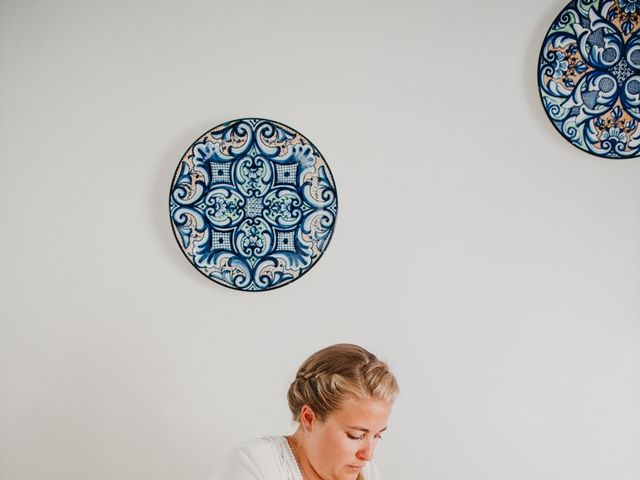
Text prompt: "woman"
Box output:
[[210, 343, 399, 480]]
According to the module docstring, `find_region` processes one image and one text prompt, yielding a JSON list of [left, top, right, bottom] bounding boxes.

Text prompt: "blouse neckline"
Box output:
[[278, 436, 305, 480], [274, 435, 366, 480]]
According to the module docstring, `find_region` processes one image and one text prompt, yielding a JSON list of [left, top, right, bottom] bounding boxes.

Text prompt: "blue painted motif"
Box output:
[[539, 0, 640, 158], [169, 119, 338, 291]]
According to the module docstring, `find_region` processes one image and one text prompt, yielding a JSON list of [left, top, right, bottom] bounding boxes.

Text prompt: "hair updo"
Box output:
[[287, 343, 399, 422]]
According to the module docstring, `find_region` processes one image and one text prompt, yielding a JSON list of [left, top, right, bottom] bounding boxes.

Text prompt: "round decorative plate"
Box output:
[[539, 0, 640, 158], [169, 118, 338, 291]]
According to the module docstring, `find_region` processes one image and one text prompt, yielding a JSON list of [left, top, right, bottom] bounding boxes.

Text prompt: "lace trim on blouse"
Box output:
[[265, 436, 304, 480], [265, 435, 366, 480]]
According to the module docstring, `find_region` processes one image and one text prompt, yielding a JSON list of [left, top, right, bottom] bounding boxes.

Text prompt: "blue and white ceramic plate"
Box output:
[[169, 118, 338, 291], [539, 0, 640, 158]]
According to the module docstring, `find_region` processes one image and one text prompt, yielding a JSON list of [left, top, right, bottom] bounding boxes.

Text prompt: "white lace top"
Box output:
[[209, 436, 382, 480]]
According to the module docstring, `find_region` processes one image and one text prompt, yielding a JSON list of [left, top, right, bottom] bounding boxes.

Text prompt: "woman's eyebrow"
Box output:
[[347, 426, 388, 433]]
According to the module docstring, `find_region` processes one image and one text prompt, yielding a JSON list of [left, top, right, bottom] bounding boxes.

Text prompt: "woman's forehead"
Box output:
[[329, 398, 393, 428]]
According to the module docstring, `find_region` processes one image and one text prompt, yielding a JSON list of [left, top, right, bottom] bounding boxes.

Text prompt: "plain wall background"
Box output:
[[1, 0, 639, 479]]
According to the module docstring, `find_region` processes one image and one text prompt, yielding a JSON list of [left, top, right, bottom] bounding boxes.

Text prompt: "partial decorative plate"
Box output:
[[169, 118, 338, 291], [538, 0, 640, 158]]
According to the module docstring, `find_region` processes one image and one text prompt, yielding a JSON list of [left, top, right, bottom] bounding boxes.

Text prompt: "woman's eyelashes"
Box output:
[[346, 432, 383, 440]]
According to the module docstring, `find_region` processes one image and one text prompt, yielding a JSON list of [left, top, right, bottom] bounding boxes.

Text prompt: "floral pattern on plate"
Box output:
[[169, 119, 338, 291], [539, 0, 640, 158]]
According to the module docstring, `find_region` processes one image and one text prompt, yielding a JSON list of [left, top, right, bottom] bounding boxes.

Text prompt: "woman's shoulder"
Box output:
[[210, 436, 296, 480], [211, 436, 383, 480], [233, 436, 290, 460]]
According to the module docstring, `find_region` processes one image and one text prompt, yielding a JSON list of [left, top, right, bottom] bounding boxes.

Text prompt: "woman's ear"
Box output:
[[299, 405, 316, 432]]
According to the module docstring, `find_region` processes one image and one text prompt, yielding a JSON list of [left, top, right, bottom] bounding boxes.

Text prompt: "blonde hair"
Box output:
[[287, 343, 399, 421]]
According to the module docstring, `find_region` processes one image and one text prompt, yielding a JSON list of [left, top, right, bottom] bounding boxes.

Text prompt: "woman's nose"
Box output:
[[356, 440, 375, 461]]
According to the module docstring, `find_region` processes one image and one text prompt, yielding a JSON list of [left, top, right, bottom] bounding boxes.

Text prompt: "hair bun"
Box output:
[[286, 344, 398, 422]]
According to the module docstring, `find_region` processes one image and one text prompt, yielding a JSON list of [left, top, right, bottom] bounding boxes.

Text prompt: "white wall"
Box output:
[[1, 0, 639, 479]]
